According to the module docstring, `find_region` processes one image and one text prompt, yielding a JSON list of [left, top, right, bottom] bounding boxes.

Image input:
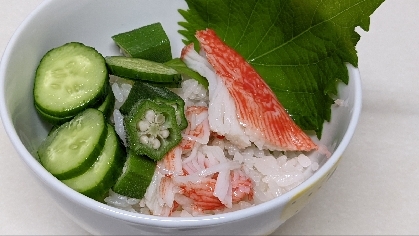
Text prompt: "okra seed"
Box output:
[[139, 135, 149, 145], [154, 114, 165, 124], [145, 110, 155, 123], [160, 130, 170, 138], [137, 120, 150, 132], [152, 139, 161, 149]]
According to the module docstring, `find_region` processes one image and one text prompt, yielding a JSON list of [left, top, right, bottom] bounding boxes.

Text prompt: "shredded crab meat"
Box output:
[[105, 28, 330, 216], [108, 78, 325, 217]]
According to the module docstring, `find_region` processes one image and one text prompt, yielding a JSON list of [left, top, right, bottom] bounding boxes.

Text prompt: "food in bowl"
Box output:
[[33, 23, 323, 216], [31, 0, 383, 217], [0, 0, 384, 232]]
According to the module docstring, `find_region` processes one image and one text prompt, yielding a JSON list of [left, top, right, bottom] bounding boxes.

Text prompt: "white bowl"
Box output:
[[0, 0, 361, 235]]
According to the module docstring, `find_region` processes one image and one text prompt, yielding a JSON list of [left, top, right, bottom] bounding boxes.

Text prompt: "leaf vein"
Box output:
[[251, 0, 368, 61], [233, 0, 260, 48]]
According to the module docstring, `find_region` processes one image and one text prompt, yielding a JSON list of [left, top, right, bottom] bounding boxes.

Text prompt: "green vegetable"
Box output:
[[178, 0, 384, 136], [62, 123, 126, 202], [112, 150, 156, 199], [34, 42, 108, 121], [38, 108, 108, 180], [120, 81, 187, 130], [122, 81, 186, 161], [164, 58, 209, 88], [35, 104, 74, 125], [112, 22, 172, 63], [105, 56, 181, 84], [37, 90, 114, 125], [125, 99, 182, 161], [97, 91, 116, 119], [139, 80, 181, 88]]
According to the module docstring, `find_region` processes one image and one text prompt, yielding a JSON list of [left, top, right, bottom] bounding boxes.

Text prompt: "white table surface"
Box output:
[[0, 0, 418, 235]]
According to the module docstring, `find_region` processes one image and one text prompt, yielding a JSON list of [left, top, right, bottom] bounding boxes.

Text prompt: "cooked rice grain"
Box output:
[[105, 78, 323, 217]]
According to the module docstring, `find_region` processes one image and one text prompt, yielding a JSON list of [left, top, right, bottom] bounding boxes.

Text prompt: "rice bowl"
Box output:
[[0, 0, 362, 235]]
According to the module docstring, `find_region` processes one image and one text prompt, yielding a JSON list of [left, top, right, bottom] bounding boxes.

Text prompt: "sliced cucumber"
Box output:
[[38, 108, 108, 180], [34, 42, 108, 118], [48, 125, 59, 136], [97, 91, 116, 120], [112, 150, 156, 199], [35, 104, 74, 125], [111, 22, 172, 63], [105, 56, 181, 84], [62, 124, 126, 201]]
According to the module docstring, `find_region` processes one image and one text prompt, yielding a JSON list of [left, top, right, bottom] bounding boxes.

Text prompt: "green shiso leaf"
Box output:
[[178, 0, 384, 137]]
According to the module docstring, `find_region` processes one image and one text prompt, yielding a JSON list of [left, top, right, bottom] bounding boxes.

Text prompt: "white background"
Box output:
[[0, 0, 418, 235]]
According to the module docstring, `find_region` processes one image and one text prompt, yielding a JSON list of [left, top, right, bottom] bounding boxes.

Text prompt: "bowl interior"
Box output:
[[2, 0, 189, 156], [0, 0, 361, 228]]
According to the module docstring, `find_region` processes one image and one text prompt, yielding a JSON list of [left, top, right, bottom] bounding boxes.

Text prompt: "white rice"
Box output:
[[105, 77, 325, 217]]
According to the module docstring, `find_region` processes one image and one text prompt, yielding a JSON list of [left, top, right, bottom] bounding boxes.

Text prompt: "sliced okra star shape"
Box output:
[[125, 99, 182, 161]]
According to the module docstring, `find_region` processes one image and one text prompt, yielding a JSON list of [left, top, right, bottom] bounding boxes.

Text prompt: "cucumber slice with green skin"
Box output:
[[36, 91, 110, 126], [62, 124, 126, 202], [38, 108, 108, 180], [112, 150, 156, 199], [97, 91, 116, 120], [48, 125, 59, 136], [34, 42, 109, 118], [105, 56, 181, 84], [35, 104, 74, 125], [111, 22, 172, 63], [120, 81, 187, 130], [125, 99, 182, 161]]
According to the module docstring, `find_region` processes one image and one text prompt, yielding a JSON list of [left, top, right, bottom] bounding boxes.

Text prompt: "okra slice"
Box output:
[[111, 22, 172, 63], [124, 99, 181, 161], [112, 150, 156, 199], [105, 56, 181, 84], [120, 81, 187, 130]]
